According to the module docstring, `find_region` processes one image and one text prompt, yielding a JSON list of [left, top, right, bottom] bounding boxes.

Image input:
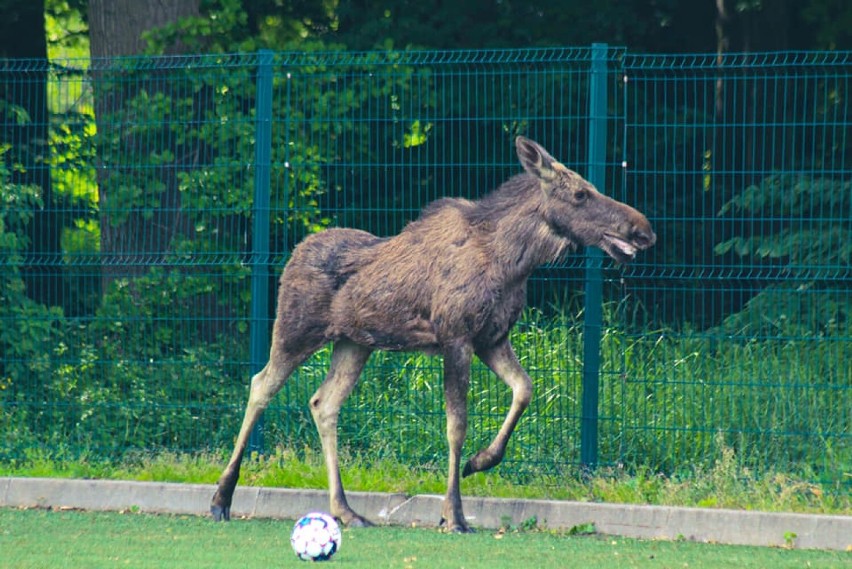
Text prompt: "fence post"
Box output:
[[581, 43, 609, 471], [248, 50, 274, 453]]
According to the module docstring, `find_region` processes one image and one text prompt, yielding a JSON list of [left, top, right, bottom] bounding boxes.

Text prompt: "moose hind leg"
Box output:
[[441, 341, 474, 532], [310, 340, 373, 527], [211, 354, 303, 521], [463, 339, 532, 477]]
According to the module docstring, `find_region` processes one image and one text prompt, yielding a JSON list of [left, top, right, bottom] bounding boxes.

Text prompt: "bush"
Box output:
[[0, 153, 64, 456], [715, 174, 851, 337]]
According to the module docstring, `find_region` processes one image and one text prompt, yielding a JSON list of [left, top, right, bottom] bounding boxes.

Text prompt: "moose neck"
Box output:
[[473, 175, 574, 285]]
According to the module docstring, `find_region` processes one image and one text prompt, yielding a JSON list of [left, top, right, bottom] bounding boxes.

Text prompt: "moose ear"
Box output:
[[515, 136, 560, 181]]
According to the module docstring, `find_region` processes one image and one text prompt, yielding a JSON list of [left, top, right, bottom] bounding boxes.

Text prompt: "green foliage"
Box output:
[[34, 268, 252, 453], [802, 0, 852, 49], [715, 174, 851, 336], [45, 0, 89, 58], [0, 153, 64, 453], [716, 174, 851, 272], [142, 0, 253, 54], [2, 134, 252, 453], [0, 159, 53, 330], [142, 0, 335, 53], [567, 523, 597, 536]]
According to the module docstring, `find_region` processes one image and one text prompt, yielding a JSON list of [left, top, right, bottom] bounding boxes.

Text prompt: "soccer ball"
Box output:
[[290, 512, 342, 562]]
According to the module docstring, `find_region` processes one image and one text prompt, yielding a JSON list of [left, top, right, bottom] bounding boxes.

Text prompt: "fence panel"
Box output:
[[2, 54, 263, 456], [614, 52, 851, 482]]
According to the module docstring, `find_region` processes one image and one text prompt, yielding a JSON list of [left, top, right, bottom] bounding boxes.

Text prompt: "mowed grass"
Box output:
[[1, 508, 848, 569]]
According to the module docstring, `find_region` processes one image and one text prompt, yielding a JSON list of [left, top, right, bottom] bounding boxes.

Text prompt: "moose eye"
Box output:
[[572, 188, 588, 203]]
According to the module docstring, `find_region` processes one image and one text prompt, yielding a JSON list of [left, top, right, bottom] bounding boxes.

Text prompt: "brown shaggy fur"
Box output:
[[211, 136, 656, 531]]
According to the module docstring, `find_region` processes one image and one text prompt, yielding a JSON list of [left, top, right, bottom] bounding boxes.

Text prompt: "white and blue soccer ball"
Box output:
[[290, 512, 342, 562]]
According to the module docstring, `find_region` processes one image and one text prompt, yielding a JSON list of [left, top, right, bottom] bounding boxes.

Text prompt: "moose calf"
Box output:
[[211, 136, 656, 532]]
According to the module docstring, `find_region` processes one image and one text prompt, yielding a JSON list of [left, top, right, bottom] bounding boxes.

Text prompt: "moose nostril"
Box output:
[[632, 229, 656, 248]]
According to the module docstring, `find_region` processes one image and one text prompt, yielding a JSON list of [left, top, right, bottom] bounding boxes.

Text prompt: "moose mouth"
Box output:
[[600, 233, 639, 263]]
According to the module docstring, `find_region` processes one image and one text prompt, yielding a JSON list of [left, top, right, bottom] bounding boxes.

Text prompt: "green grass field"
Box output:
[[1, 508, 848, 569]]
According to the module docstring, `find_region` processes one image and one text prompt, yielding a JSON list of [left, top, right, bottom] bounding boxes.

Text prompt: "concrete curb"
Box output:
[[1, 477, 849, 551]]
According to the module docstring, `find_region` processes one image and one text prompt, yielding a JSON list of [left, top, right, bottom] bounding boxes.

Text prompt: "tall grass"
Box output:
[[4, 442, 848, 514], [257, 306, 849, 491], [2, 306, 848, 495]]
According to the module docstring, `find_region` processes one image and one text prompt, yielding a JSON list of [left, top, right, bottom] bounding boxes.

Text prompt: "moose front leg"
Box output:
[[440, 340, 474, 533], [463, 338, 532, 477]]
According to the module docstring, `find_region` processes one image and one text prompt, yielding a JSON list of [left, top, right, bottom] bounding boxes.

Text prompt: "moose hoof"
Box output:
[[210, 504, 231, 522], [345, 515, 374, 528], [462, 461, 476, 478], [439, 517, 474, 534], [462, 451, 501, 477]]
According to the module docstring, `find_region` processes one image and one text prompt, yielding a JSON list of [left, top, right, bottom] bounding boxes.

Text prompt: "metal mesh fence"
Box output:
[[0, 47, 848, 486], [609, 52, 851, 482]]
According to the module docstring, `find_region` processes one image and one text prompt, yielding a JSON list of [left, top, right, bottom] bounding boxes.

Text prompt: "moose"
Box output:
[[211, 136, 655, 532]]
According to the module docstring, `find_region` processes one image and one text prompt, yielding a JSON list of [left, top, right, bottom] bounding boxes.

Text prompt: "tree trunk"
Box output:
[[714, 0, 729, 120], [88, 0, 200, 58], [0, 0, 61, 308], [88, 0, 200, 290]]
